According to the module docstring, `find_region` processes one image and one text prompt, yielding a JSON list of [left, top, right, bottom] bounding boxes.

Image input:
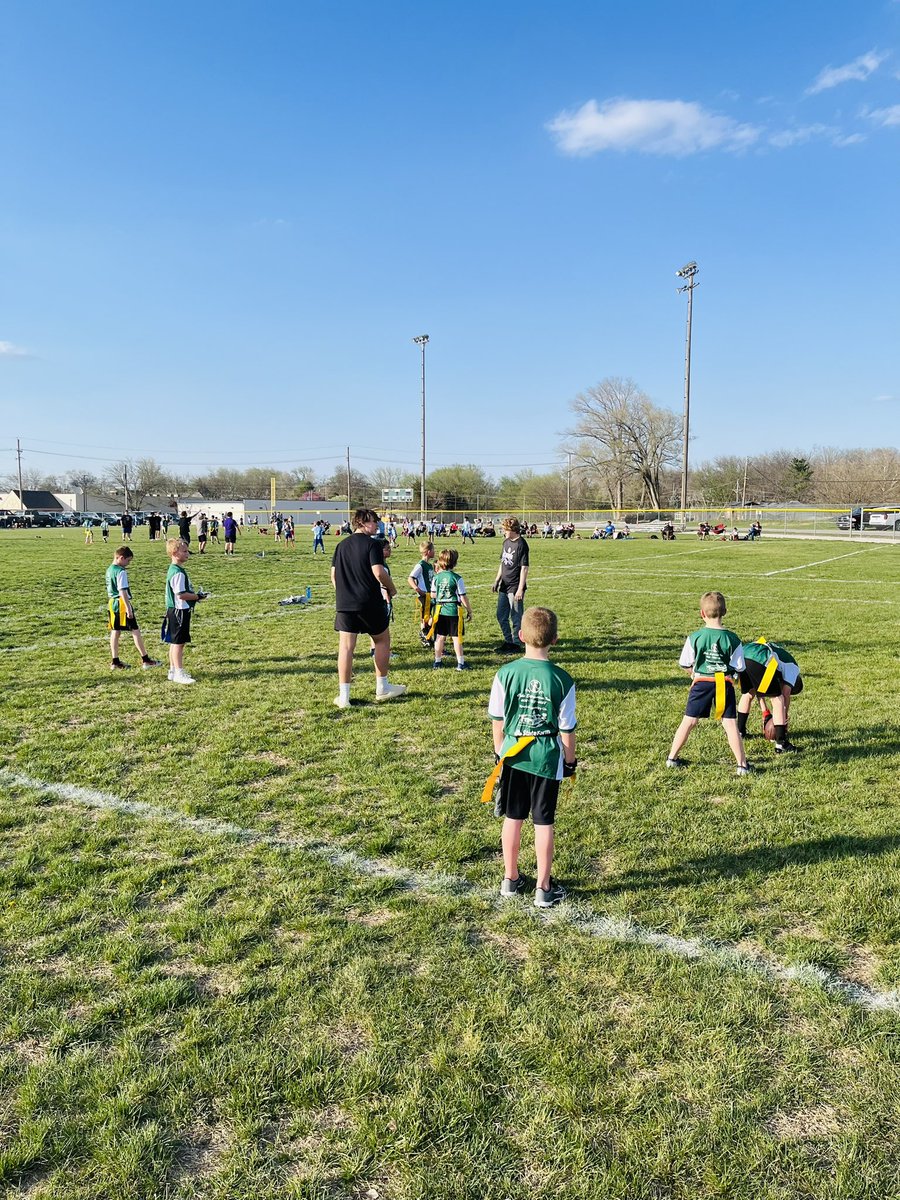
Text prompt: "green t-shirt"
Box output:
[[488, 658, 577, 780], [417, 559, 434, 592], [680, 627, 744, 675], [432, 569, 465, 617], [105, 562, 129, 600], [166, 561, 193, 610], [743, 639, 797, 668]]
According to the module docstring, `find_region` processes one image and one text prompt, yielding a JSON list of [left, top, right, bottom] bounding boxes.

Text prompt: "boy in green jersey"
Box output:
[[736, 638, 802, 753], [163, 538, 208, 685], [666, 591, 750, 775], [105, 546, 161, 671], [430, 547, 473, 670], [406, 539, 435, 647], [488, 606, 577, 908]]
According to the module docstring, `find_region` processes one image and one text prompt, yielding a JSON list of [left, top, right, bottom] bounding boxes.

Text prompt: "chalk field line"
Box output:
[[2, 768, 897, 1016]]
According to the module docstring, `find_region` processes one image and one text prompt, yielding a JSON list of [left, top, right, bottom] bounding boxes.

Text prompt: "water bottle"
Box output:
[[305, 586, 311, 601]]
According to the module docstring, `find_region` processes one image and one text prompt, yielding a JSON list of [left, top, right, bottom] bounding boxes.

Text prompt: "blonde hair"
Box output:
[[520, 606, 557, 648], [166, 537, 189, 556], [437, 547, 458, 571], [700, 591, 727, 618], [419, 540, 434, 555]]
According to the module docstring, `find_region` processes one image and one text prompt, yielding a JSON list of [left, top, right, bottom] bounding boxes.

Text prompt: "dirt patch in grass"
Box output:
[[346, 908, 394, 927], [329, 1021, 368, 1057], [843, 943, 880, 986], [766, 1104, 842, 1141], [250, 752, 292, 769], [482, 927, 530, 962], [169, 1121, 230, 1185]]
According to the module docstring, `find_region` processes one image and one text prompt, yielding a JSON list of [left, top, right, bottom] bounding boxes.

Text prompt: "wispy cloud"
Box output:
[[768, 123, 833, 148], [806, 50, 888, 95], [547, 98, 759, 157], [873, 394, 898, 403], [833, 132, 866, 146], [0, 341, 30, 358], [866, 104, 900, 126]]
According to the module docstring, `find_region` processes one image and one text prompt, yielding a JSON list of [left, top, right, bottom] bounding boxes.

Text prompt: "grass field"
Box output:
[[2, 528, 900, 1200]]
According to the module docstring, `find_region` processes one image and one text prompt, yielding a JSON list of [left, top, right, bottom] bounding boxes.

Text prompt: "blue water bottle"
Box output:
[[305, 586, 311, 601]]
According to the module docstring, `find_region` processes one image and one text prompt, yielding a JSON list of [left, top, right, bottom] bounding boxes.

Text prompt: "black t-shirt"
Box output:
[[333, 534, 385, 611], [178, 517, 191, 539], [500, 536, 529, 591]]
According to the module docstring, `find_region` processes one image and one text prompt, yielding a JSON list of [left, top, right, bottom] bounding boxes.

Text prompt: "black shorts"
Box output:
[[686, 679, 737, 719], [499, 766, 560, 826], [434, 613, 464, 638], [163, 608, 192, 645], [225, 535, 236, 545], [738, 659, 786, 697], [334, 606, 390, 636], [108, 600, 139, 632]]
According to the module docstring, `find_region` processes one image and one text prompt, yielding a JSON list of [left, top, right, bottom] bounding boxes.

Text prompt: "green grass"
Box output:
[[1, 528, 900, 1199]]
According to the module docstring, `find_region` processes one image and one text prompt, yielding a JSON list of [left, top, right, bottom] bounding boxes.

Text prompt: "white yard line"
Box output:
[[763, 548, 880, 577], [3, 767, 898, 1016]]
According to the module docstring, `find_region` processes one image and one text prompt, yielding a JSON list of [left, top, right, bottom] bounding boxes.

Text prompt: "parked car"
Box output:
[[0, 509, 16, 528]]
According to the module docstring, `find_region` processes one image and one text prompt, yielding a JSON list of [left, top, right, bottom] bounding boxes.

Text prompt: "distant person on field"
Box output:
[[666, 591, 750, 775], [430, 547, 473, 671], [312, 519, 326, 554], [209, 514, 220, 544], [197, 513, 209, 554], [331, 508, 405, 708], [106, 545, 160, 672], [83, 517, 94, 545], [163, 537, 207, 684], [736, 638, 801, 753], [178, 510, 191, 544], [120, 512, 133, 541], [223, 511, 239, 555], [100, 517, 110, 543], [488, 606, 576, 909], [492, 516, 529, 653]]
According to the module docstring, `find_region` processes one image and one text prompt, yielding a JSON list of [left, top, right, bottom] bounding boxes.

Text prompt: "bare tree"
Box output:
[[103, 458, 168, 509], [564, 377, 682, 510]]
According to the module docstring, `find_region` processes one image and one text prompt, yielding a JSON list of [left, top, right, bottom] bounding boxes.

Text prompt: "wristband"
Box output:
[[563, 758, 577, 778]]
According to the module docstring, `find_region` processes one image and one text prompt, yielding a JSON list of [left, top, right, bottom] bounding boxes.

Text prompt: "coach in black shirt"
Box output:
[[331, 508, 406, 709]]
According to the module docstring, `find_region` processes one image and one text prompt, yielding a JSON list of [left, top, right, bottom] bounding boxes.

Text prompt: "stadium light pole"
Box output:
[[413, 334, 429, 521], [676, 260, 699, 526]]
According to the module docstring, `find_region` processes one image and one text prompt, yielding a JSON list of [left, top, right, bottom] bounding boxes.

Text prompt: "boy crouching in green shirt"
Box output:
[[488, 606, 576, 908]]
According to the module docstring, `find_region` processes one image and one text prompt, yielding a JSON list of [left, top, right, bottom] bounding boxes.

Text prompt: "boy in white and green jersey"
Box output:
[[163, 537, 207, 684], [406, 539, 435, 647], [667, 591, 749, 774], [105, 546, 160, 671], [488, 606, 576, 909], [736, 638, 802, 752], [430, 547, 473, 670]]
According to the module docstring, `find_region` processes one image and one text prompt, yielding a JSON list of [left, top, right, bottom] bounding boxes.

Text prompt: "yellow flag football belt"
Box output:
[[755, 637, 780, 694], [714, 671, 726, 720], [480, 736, 536, 805]]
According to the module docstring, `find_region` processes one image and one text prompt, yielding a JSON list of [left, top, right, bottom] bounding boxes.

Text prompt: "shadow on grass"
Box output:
[[602, 833, 900, 893], [815, 734, 900, 764]]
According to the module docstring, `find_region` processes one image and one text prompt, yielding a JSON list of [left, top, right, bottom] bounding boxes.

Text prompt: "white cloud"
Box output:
[[0, 341, 29, 358], [547, 98, 759, 157], [806, 50, 888, 95], [768, 123, 833, 148], [833, 132, 866, 146], [867, 104, 900, 126]]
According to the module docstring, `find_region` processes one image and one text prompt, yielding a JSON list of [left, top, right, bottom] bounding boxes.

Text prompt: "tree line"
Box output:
[[9, 378, 899, 510]]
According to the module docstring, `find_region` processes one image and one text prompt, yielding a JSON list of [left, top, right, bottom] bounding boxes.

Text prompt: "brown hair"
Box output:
[[520, 606, 557, 648], [352, 508, 379, 530], [700, 591, 727, 618], [501, 516, 521, 534], [113, 546, 133, 560], [437, 547, 458, 571]]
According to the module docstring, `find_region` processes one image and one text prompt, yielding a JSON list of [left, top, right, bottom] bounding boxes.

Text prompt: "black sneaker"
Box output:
[[534, 878, 566, 908], [736, 763, 755, 777], [500, 642, 519, 654], [499, 873, 533, 899], [110, 661, 131, 671], [774, 740, 798, 754]]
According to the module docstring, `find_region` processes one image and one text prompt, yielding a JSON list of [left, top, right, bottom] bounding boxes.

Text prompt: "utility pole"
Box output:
[[566, 452, 572, 523], [123, 463, 130, 514], [16, 438, 24, 507], [346, 446, 351, 525], [676, 261, 699, 526], [413, 334, 429, 521]]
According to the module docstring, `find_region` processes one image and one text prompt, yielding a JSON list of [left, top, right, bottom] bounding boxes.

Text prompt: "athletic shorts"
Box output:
[[499, 766, 560, 826], [108, 600, 139, 632], [434, 613, 464, 638], [738, 660, 786, 697], [686, 679, 737, 719], [334, 606, 390, 637], [164, 608, 192, 645], [225, 535, 237, 545]]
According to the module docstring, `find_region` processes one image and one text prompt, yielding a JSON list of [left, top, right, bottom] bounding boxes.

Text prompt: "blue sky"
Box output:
[[1, 0, 898, 484]]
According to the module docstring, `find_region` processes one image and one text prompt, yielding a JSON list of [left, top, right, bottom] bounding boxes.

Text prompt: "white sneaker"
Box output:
[[170, 669, 196, 685], [167, 669, 174, 680], [333, 694, 352, 709], [375, 682, 407, 701]]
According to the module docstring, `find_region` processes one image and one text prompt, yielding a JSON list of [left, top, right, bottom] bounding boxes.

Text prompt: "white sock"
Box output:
[[375, 675, 388, 694], [339, 683, 351, 701], [456, 657, 465, 666], [434, 657, 443, 664]]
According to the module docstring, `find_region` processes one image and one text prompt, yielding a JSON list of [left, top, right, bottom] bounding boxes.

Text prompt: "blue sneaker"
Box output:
[[456, 662, 469, 671], [432, 660, 443, 669]]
